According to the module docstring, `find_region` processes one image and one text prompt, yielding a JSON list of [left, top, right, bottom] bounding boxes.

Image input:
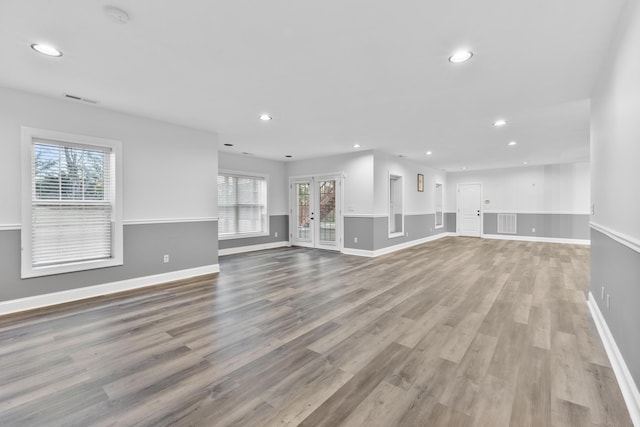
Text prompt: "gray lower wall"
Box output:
[[445, 212, 456, 233], [219, 215, 289, 250], [0, 221, 218, 302], [483, 213, 590, 240], [343, 214, 447, 251], [591, 228, 640, 388]]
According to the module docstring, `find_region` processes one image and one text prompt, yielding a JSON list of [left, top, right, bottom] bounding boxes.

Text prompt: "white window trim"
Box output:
[[388, 172, 404, 238], [218, 169, 269, 240], [21, 127, 123, 278], [435, 182, 444, 229]]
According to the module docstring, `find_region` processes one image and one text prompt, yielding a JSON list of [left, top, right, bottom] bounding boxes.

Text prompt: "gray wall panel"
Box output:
[[483, 213, 589, 240], [343, 217, 375, 251], [0, 221, 218, 302], [591, 229, 640, 387], [373, 214, 446, 250], [219, 215, 289, 250], [445, 212, 456, 233]]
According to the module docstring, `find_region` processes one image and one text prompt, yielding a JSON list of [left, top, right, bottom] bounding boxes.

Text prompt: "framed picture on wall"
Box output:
[[417, 174, 424, 192]]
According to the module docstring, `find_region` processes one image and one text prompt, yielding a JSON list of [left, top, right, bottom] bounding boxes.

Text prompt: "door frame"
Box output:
[[456, 183, 483, 237], [289, 172, 344, 251]]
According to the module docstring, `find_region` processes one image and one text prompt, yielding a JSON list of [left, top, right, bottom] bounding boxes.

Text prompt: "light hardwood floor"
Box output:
[[0, 237, 633, 426]]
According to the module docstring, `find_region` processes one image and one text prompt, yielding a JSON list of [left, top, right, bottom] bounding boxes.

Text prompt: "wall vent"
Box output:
[[497, 213, 517, 234], [63, 94, 98, 104]]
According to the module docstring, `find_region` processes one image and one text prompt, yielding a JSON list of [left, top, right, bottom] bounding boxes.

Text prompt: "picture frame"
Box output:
[[417, 174, 424, 192]]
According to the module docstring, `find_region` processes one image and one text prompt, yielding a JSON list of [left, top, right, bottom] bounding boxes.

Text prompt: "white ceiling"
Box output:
[[0, 0, 626, 171]]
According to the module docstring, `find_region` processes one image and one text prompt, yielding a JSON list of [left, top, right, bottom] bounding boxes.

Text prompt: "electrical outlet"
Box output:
[[601, 286, 605, 300], [163, 254, 169, 263], [532, 228, 536, 233], [274, 231, 278, 238], [354, 237, 358, 243], [606, 294, 611, 309]]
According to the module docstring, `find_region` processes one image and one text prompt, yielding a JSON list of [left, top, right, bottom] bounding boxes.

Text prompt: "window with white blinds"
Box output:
[[21, 128, 123, 278], [218, 172, 268, 238]]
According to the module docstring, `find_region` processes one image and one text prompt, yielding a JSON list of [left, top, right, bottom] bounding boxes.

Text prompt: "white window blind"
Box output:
[[22, 127, 122, 278], [31, 139, 114, 267], [218, 173, 267, 237]]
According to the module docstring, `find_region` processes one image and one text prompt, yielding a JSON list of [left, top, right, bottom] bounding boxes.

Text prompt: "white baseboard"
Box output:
[[219, 241, 290, 256], [0, 264, 220, 316], [482, 234, 590, 245], [588, 292, 640, 426], [342, 232, 455, 258]]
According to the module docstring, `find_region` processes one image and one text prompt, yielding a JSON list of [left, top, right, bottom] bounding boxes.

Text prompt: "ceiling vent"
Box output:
[[63, 94, 98, 104]]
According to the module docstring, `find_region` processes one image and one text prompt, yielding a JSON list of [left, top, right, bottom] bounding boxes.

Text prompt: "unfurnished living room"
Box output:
[[1, 1, 639, 426]]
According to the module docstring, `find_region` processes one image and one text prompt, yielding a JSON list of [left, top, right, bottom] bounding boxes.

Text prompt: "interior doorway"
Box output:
[[290, 174, 342, 250], [457, 183, 482, 237]]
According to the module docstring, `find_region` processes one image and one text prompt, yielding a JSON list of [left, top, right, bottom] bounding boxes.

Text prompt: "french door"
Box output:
[[290, 175, 342, 250]]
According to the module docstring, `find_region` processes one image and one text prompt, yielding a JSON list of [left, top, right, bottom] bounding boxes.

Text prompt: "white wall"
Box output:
[[445, 162, 590, 214], [0, 87, 218, 226], [219, 152, 287, 215], [591, 1, 640, 239], [286, 151, 375, 215], [373, 151, 447, 216]]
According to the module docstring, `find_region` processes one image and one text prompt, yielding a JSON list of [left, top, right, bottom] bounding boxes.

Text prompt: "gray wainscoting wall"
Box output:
[[590, 228, 640, 388], [343, 214, 447, 252], [483, 213, 590, 240], [219, 215, 289, 250], [445, 212, 456, 233], [0, 221, 218, 302]]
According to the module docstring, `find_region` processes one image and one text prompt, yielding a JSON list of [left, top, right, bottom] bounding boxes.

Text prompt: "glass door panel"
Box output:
[[318, 180, 336, 244]]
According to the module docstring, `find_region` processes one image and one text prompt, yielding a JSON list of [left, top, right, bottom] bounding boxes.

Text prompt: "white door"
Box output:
[[290, 175, 342, 250], [458, 183, 482, 237]]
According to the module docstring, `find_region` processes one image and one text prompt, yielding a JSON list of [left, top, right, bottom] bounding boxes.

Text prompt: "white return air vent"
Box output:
[[497, 213, 517, 234]]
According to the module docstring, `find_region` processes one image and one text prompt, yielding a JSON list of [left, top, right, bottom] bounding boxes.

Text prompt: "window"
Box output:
[[218, 171, 268, 239], [435, 182, 444, 228], [389, 173, 404, 237], [21, 127, 123, 278]]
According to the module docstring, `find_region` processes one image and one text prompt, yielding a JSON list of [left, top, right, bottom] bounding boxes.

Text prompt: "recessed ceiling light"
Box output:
[[259, 114, 272, 121], [223, 143, 233, 147], [426, 151, 433, 156], [448, 50, 473, 63], [523, 161, 528, 165], [508, 141, 517, 146], [31, 43, 63, 57], [285, 155, 292, 158], [353, 144, 361, 148], [493, 119, 507, 127], [461, 166, 467, 170]]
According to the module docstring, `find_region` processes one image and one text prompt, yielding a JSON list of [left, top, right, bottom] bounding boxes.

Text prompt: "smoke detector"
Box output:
[[104, 6, 130, 24]]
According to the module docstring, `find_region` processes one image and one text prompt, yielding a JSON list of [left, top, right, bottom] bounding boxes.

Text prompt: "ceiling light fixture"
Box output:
[[523, 161, 528, 165], [493, 119, 507, 127], [448, 50, 473, 63], [31, 43, 63, 57], [508, 141, 517, 146], [223, 143, 233, 147], [426, 151, 433, 156], [353, 144, 361, 148], [285, 155, 292, 158], [259, 114, 272, 121]]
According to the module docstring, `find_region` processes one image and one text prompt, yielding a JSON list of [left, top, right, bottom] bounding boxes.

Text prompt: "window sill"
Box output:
[[388, 232, 405, 239], [21, 257, 124, 279], [219, 232, 270, 241], [435, 225, 444, 230]]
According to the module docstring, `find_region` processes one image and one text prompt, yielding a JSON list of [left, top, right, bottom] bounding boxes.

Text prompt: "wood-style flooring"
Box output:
[[0, 237, 633, 426]]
